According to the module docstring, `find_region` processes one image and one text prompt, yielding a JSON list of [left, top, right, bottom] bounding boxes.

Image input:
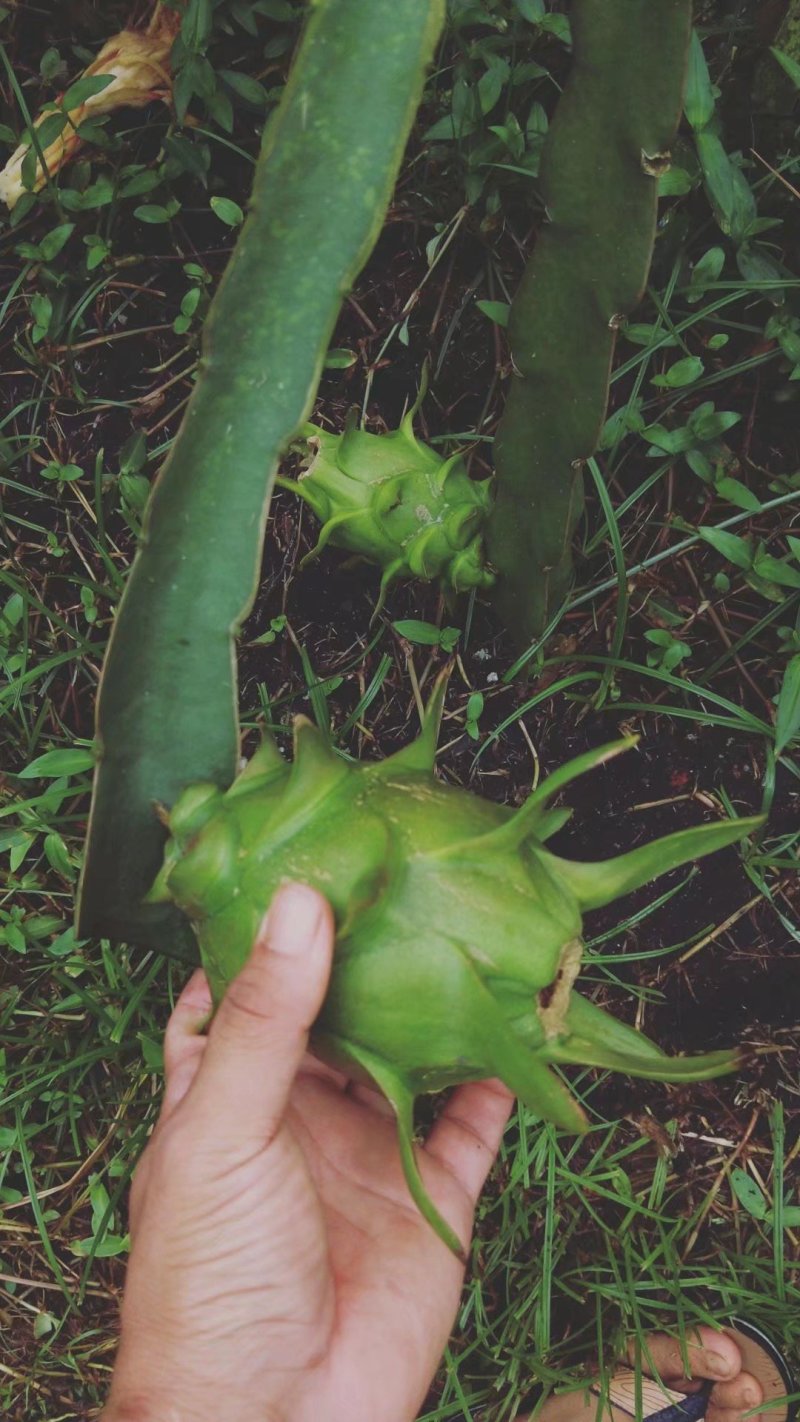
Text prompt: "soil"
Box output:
[[1, 3, 799, 1415]]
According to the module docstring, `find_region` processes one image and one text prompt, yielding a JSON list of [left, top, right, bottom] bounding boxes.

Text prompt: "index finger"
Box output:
[[424, 1079, 514, 1202]]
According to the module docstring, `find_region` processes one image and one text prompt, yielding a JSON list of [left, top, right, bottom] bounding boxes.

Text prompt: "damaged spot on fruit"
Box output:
[[538, 982, 556, 1010], [640, 148, 671, 177], [537, 938, 582, 1041]]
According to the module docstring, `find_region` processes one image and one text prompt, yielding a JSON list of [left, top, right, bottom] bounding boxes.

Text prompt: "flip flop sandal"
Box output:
[[587, 1319, 797, 1422]]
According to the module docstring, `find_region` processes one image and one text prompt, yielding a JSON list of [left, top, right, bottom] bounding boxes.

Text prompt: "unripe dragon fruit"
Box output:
[[149, 680, 757, 1256], [279, 401, 494, 612]]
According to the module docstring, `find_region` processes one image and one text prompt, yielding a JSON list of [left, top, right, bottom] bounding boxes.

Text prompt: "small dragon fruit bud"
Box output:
[[279, 392, 494, 612], [150, 678, 760, 1256]]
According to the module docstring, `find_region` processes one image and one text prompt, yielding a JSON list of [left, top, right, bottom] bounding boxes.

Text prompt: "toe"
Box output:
[[706, 1410, 760, 1422], [707, 1372, 764, 1419], [625, 1327, 743, 1391]]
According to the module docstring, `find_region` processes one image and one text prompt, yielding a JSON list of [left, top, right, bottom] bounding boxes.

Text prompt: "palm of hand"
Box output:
[[108, 891, 512, 1422], [123, 1059, 505, 1422], [283, 1061, 480, 1422]]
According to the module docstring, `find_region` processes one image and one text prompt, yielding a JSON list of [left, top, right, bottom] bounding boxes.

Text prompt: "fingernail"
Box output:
[[263, 883, 324, 956], [707, 1352, 733, 1378], [741, 1386, 760, 1406]]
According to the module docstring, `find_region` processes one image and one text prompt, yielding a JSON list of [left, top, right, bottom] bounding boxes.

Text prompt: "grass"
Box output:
[[1, 0, 799, 1417]]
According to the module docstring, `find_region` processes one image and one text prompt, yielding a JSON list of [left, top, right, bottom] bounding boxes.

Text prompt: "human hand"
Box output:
[[104, 883, 513, 1422]]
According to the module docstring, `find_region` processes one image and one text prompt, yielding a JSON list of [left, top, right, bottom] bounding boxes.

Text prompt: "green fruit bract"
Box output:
[[150, 680, 757, 1257]]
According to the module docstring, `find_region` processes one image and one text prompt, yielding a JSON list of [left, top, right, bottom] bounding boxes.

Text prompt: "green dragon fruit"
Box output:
[[278, 397, 494, 612], [149, 679, 757, 1257]]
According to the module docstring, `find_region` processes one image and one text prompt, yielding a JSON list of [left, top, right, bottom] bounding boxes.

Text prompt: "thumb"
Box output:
[[185, 882, 334, 1151]]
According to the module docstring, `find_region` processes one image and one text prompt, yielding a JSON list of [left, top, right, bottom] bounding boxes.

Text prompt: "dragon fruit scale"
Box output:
[[149, 680, 757, 1256]]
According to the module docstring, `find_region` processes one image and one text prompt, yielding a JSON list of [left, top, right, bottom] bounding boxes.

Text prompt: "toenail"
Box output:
[[707, 1352, 733, 1378]]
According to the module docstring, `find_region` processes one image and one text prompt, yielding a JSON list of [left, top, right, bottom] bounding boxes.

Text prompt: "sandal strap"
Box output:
[[589, 1369, 712, 1422]]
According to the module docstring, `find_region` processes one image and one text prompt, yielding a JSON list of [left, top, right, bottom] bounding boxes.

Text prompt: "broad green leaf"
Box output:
[[181, 0, 213, 50], [514, 0, 546, 19], [730, 1167, 768, 1220], [688, 405, 741, 441], [683, 28, 716, 130], [424, 111, 479, 142], [210, 195, 244, 227], [539, 13, 571, 44], [644, 424, 696, 456], [476, 299, 509, 327], [62, 74, 115, 110], [392, 618, 445, 646], [32, 111, 68, 149], [476, 55, 509, 116], [71, 1234, 130, 1258], [737, 243, 786, 304], [597, 401, 645, 450], [715, 477, 761, 512], [323, 347, 357, 369], [44, 832, 76, 881], [695, 129, 755, 241], [41, 461, 82, 482], [775, 654, 800, 755], [685, 448, 714, 483], [38, 223, 75, 261], [220, 69, 268, 106], [657, 165, 692, 197], [134, 204, 173, 224], [652, 355, 704, 388], [753, 553, 800, 589], [687, 244, 725, 302], [119, 170, 161, 198], [61, 176, 114, 210], [696, 527, 753, 571], [18, 748, 95, 779], [30, 293, 52, 331], [466, 691, 484, 721], [770, 45, 800, 91]]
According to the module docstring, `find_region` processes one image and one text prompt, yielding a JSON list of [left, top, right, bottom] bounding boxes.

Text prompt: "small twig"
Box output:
[[677, 893, 763, 965], [750, 148, 800, 203], [681, 1107, 760, 1259], [680, 556, 775, 717], [51, 322, 174, 353]]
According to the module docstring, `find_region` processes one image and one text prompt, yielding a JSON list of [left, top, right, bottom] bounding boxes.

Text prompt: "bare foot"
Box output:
[[622, 1327, 765, 1422], [523, 1326, 765, 1422]]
